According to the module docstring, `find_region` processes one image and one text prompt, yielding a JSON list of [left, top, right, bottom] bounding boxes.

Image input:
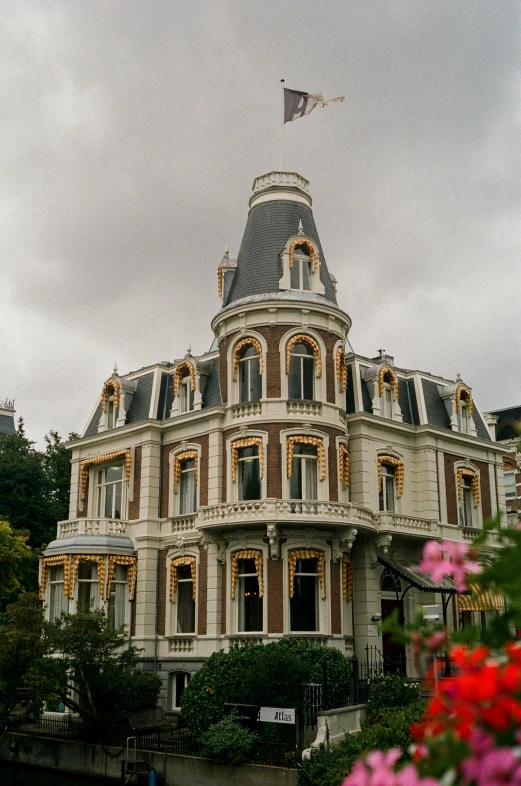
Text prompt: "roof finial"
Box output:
[[297, 219, 304, 235], [224, 245, 229, 258], [378, 348, 385, 360], [113, 361, 118, 376], [186, 344, 192, 357], [456, 372, 461, 380]]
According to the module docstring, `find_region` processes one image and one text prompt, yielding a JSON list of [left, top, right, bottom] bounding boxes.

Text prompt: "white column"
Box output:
[[139, 439, 161, 519]]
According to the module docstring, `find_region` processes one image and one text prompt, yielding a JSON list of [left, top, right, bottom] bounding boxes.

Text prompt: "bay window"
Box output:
[[107, 565, 127, 630], [77, 562, 100, 612], [288, 342, 314, 400]]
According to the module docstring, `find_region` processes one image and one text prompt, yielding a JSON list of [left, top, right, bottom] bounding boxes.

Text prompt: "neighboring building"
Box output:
[[0, 398, 16, 435], [487, 406, 521, 527], [39, 171, 507, 712]]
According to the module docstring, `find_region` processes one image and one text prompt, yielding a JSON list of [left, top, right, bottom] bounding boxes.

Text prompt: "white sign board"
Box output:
[[258, 707, 296, 725]]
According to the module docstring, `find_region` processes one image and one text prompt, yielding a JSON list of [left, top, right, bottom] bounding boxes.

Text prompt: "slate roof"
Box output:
[[201, 358, 222, 408], [422, 379, 451, 429], [398, 378, 420, 426], [126, 373, 154, 424], [0, 413, 15, 435], [490, 406, 521, 441], [225, 200, 337, 306]]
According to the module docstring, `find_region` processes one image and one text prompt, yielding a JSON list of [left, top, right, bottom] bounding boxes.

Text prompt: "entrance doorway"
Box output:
[[380, 568, 406, 674]]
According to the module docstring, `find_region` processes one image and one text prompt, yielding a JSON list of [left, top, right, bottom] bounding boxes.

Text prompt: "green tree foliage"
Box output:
[[0, 422, 77, 548], [298, 701, 426, 786], [180, 639, 349, 735], [0, 597, 161, 731], [0, 519, 37, 609], [365, 672, 421, 718], [200, 712, 258, 765]]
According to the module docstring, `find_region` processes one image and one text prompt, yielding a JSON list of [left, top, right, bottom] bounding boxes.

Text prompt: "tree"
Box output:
[[0, 422, 78, 548], [15, 604, 161, 732], [0, 519, 37, 609]]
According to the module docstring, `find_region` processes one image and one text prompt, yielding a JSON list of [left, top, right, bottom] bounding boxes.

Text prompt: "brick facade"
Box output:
[[330, 559, 342, 635], [267, 558, 284, 633], [128, 445, 142, 520], [444, 453, 492, 525], [160, 434, 210, 517], [197, 545, 207, 635]]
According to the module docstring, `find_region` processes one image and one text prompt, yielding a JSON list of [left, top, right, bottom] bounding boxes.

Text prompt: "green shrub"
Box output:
[[180, 639, 350, 735], [200, 712, 258, 765], [365, 672, 421, 717], [298, 700, 426, 786]]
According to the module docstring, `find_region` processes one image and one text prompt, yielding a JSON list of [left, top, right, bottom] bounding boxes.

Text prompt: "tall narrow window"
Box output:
[[290, 444, 318, 500], [48, 566, 65, 622], [96, 464, 124, 519], [381, 385, 393, 418], [460, 476, 473, 527], [290, 246, 312, 291], [179, 459, 196, 514], [176, 565, 195, 633], [237, 446, 261, 500], [107, 565, 127, 630], [239, 345, 262, 402], [288, 342, 314, 400], [180, 374, 195, 413], [77, 562, 100, 612], [237, 558, 263, 632], [107, 395, 118, 429], [290, 558, 318, 631], [504, 471, 516, 499], [458, 401, 469, 434], [169, 672, 191, 709], [379, 465, 395, 512]]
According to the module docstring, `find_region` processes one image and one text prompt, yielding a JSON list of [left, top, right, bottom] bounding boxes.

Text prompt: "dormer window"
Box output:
[[381, 384, 393, 419], [458, 400, 469, 434], [290, 245, 312, 291], [180, 374, 195, 413], [107, 394, 118, 429]]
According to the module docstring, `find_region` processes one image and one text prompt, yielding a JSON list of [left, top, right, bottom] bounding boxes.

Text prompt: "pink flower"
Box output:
[[342, 749, 440, 786], [417, 540, 481, 593]]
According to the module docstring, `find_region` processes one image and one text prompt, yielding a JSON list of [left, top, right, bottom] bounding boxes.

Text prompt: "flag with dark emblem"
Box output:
[[283, 89, 345, 124]]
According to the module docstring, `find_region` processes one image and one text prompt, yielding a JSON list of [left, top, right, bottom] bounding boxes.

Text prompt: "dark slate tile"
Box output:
[[345, 364, 356, 414], [359, 366, 373, 413], [156, 373, 169, 420], [0, 414, 16, 435], [202, 358, 222, 408], [473, 409, 491, 441], [84, 402, 102, 437], [226, 201, 337, 305], [398, 378, 420, 426], [126, 373, 154, 424], [422, 379, 451, 429]]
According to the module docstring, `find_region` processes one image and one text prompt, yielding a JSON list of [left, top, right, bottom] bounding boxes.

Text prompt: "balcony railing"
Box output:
[[198, 499, 375, 529], [375, 512, 438, 535], [57, 518, 129, 538]]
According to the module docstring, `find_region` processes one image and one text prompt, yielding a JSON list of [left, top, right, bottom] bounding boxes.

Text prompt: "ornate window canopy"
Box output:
[[289, 238, 319, 271], [339, 444, 350, 487], [70, 555, 107, 599], [342, 554, 353, 601], [288, 549, 326, 599], [79, 449, 131, 501], [173, 361, 196, 396], [455, 384, 473, 417], [287, 436, 326, 480], [231, 437, 264, 481], [173, 450, 199, 489], [286, 334, 322, 377], [232, 337, 264, 378], [107, 555, 137, 600], [457, 467, 480, 505], [101, 378, 121, 412], [377, 455, 404, 496], [377, 366, 398, 400], [336, 346, 348, 391], [169, 556, 196, 601], [39, 555, 72, 600], [231, 549, 264, 598]]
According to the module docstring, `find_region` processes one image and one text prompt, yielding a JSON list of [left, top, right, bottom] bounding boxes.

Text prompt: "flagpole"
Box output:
[[280, 79, 284, 171]]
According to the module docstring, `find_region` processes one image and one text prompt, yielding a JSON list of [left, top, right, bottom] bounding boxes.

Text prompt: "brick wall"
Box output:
[[157, 548, 167, 636], [197, 545, 207, 635], [219, 325, 342, 403], [267, 558, 284, 633], [444, 453, 492, 525], [128, 445, 142, 520], [222, 422, 343, 501], [330, 559, 341, 634], [160, 435, 210, 517]]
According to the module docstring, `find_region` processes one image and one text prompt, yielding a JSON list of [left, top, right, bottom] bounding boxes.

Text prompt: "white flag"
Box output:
[[284, 88, 344, 124]]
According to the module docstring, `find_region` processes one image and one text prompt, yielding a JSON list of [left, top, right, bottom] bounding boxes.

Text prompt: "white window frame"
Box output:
[[167, 551, 198, 637], [228, 332, 267, 406], [379, 464, 395, 512], [168, 671, 192, 710], [90, 462, 127, 520], [278, 235, 325, 296], [281, 429, 329, 502], [458, 400, 469, 434], [179, 375, 195, 413], [455, 464, 482, 529], [281, 541, 330, 636], [504, 470, 516, 499], [279, 330, 326, 404], [47, 565, 67, 623], [75, 561, 101, 614], [169, 446, 201, 518], [289, 249, 312, 292], [236, 557, 264, 633], [236, 445, 262, 502], [107, 564, 130, 630], [381, 384, 393, 419], [289, 444, 319, 501], [226, 432, 268, 504]]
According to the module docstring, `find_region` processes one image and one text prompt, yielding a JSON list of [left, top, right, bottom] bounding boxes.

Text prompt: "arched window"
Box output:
[[179, 458, 196, 514], [380, 568, 401, 594], [239, 345, 262, 403], [169, 557, 196, 633], [288, 549, 326, 632], [288, 342, 315, 400], [231, 550, 264, 632], [290, 244, 312, 291], [379, 465, 395, 512], [290, 444, 318, 500], [237, 445, 261, 500]]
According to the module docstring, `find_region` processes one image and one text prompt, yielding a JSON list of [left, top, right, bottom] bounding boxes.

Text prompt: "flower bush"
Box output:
[[365, 672, 421, 718], [341, 516, 521, 786]]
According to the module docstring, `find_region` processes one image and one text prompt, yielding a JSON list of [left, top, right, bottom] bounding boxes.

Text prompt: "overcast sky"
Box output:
[[1, 1, 520, 445]]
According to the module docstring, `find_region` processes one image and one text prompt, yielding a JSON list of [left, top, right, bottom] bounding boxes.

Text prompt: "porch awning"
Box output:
[[458, 584, 505, 612], [377, 556, 460, 594]]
